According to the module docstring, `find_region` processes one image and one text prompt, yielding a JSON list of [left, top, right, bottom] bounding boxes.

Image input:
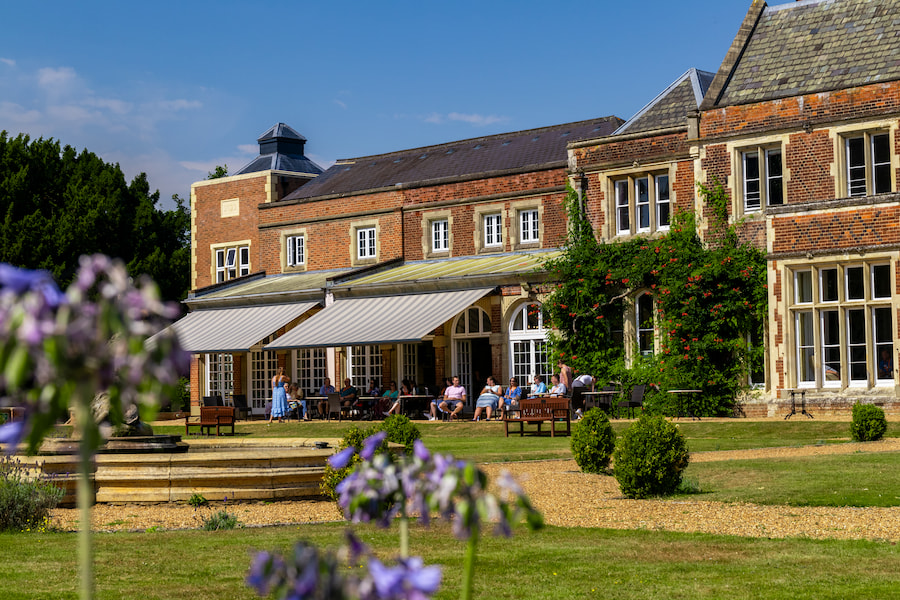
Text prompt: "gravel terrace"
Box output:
[[50, 438, 900, 542]]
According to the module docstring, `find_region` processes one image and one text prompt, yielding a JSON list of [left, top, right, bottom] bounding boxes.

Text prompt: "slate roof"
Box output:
[[284, 117, 622, 200], [614, 68, 715, 135], [706, 0, 900, 108], [234, 123, 324, 176]]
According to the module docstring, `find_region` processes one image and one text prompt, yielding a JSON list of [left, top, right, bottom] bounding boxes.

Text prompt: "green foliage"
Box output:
[[0, 131, 190, 301], [380, 414, 421, 453], [166, 377, 190, 413], [850, 402, 887, 442], [570, 408, 616, 473], [544, 181, 766, 416], [0, 456, 64, 532], [207, 165, 228, 179], [187, 492, 208, 508], [201, 508, 239, 531], [614, 415, 690, 499], [321, 423, 381, 501]]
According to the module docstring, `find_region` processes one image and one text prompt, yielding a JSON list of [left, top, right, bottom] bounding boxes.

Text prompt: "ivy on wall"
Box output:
[[543, 182, 767, 416]]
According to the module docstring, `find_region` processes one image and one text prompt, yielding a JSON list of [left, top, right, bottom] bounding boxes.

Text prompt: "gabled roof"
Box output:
[[702, 0, 900, 110], [234, 122, 324, 176], [284, 117, 622, 200], [614, 68, 715, 135]]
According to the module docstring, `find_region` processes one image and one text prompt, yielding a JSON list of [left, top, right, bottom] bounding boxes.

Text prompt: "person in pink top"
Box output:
[[557, 360, 574, 392], [438, 375, 467, 420]]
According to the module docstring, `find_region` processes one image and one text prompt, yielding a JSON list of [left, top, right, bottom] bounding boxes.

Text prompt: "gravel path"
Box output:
[[50, 438, 900, 542]]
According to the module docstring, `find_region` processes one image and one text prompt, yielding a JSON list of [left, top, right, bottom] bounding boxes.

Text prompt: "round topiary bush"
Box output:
[[850, 402, 887, 442], [613, 415, 689, 499], [570, 408, 616, 473], [380, 414, 421, 453]]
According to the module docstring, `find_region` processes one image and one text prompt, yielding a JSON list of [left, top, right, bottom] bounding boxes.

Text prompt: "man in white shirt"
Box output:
[[572, 374, 594, 419]]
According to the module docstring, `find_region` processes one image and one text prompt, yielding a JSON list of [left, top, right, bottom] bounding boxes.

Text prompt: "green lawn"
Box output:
[[2, 522, 898, 599]]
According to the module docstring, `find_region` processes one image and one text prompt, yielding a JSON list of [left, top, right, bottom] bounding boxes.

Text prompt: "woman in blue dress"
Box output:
[[268, 367, 289, 424]]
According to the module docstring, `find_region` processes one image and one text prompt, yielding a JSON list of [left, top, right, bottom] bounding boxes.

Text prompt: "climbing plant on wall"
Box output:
[[543, 182, 767, 416]]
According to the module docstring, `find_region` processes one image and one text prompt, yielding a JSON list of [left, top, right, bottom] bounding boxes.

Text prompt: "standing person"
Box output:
[[268, 367, 289, 424], [317, 377, 335, 420], [472, 376, 501, 421], [424, 377, 452, 421], [439, 375, 467, 420], [558, 360, 574, 392]]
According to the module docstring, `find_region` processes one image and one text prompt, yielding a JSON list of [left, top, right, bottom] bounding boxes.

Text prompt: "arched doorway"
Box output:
[[451, 306, 492, 403]]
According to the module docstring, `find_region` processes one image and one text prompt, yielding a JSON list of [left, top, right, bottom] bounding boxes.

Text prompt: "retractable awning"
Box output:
[[265, 288, 494, 349], [151, 302, 318, 353]]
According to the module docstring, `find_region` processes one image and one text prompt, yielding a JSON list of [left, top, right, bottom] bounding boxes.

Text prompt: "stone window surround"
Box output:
[[720, 133, 790, 221], [598, 163, 674, 239], [509, 197, 545, 250], [830, 121, 896, 200], [280, 227, 308, 273], [350, 218, 380, 266], [421, 210, 453, 259], [210, 239, 251, 283], [472, 203, 508, 254]]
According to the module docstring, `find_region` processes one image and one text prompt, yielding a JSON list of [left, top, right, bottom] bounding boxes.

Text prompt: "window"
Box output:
[[357, 227, 376, 260], [845, 132, 891, 197], [295, 347, 327, 396], [636, 293, 654, 356], [400, 343, 418, 383], [215, 245, 250, 283], [520, 209, 539, 244], [789, 262, 894, 388], [250, 336, 278, 412], [484, 214, 502, 247], [741, 147, 783, 212], [612, 172, 670, 235], [509, 303, 550, 384], [206, 353, 233, 399], [348, 345, 382, 388], [286, 235, 305, 267], [432, 220, 449, 253]]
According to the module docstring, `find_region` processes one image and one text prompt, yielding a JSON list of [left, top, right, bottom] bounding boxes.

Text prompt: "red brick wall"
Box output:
[[771, 206, 900, 254]]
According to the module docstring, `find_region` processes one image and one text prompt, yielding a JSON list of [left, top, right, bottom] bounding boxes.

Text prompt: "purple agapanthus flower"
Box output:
[[329, 446, 356, 469], [0, 421, 25, 451]]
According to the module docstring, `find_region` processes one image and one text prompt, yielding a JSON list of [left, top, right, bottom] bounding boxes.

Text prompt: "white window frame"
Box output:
[[483, 214, 503, 247], [741, 146, 783, 212], [215, 245, 250, 283], [357, 227, 376, 260], [655, 174, 670, 231], [636, 292, 654, 356], [615, 180, 630, 235], [432, 219, 449, 253], [206, 352, 234, 399], [844, 131, 892, 198], [348, 345, 381, 388], [509, 303, 550, 384], [286, 235, 305, 267], [295, 347, 327, 397], [612, 171, 671, 236], [519, 209, 539, 244]]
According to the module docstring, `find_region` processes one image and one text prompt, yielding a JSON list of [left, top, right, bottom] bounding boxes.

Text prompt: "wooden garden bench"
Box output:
[[503, 398, 571, 437], [185, 406, 236, 436]]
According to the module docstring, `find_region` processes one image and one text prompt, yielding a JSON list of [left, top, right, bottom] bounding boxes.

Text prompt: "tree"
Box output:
[[0, 131, 190, 301], [207, 164, 228, 179]]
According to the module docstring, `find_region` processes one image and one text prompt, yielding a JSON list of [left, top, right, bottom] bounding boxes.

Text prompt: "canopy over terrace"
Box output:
[[152, 302, 319, 353], [265, 288, 494, 350]]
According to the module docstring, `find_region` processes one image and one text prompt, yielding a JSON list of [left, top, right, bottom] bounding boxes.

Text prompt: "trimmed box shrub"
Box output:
[[614, 415, 689, 499], [570, 408, 615, 473], [850, 402, 887, 442]]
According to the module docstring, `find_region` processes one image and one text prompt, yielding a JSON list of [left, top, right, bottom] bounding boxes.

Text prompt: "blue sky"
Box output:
[[1, 1, 752, 210]]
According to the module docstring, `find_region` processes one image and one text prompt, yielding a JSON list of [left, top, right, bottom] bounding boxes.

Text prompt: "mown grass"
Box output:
[[675, 451, 900, 507], [1, 522, 898, 599]]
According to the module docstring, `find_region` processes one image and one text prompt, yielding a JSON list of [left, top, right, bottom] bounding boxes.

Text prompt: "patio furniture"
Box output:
[[668, 389, 702, 420], [231, 394, 251, 420], [326, 392, 349, 422], [503, 398, 571, 437], [618, 385, 646, 418]]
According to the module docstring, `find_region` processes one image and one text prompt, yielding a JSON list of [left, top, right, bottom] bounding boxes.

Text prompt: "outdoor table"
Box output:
[[783, 389, 812, 420], [400, 395, 433, 418], [581, 390, 618, 417], [668, 389, 702, 420]]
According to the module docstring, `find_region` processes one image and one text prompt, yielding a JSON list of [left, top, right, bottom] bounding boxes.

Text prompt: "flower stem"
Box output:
[[460, 531, 478, 600], [74, 398, 94, 600], [399, 516, 409, 559]]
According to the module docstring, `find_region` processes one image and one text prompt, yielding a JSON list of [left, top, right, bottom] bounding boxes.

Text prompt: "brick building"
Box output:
[[175, 0, 900, 416]]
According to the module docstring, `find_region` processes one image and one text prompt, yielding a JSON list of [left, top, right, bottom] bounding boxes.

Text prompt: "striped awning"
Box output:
[[152, 302, 318, 353], [265, 288, 494, 349]]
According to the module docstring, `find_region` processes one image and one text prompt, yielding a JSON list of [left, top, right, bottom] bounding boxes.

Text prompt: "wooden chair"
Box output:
[[202, 395, 223, 407], [326, 392, 348, 422], [618, 384, 646, 418], [231, 394, 250, 420]]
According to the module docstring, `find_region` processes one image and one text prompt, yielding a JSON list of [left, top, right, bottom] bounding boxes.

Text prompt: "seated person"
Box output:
[[425, 377, 452, 421], [500, 377, 522, 415], [358, 378, 380, 412], [382, 381, 401, 416], [340, 378, 359, 410], [288, 383, 307, 421], [472, 376, 501, 421], [438, 375, 467, 420], [528, 374, 548, 398], [548, 374, 567, 397], [317, 377, 336, 419], [878, 349, 893, 379]]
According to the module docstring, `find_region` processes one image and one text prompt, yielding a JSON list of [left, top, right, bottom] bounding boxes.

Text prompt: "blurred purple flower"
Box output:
[[0, 421, 25, 451], [329, 446, 355, 469], [361, 431, 387, 460], [413, 439, 429, 461]]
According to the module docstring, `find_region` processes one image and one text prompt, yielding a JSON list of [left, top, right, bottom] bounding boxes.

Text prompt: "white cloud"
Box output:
[[423, 112, 444, 124], [447, 112, 507, 126], [334, 99, 347, 109], [156, 99, 202, 112], [37, 66, 78, 89], [237, 144, 258, 155], [0, 58, 15, 67], [0, 101, 42, 127], [84, 97, 133, 115]]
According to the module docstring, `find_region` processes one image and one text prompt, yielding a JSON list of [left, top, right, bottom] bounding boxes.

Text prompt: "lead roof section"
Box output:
[[705, 0, 900, 109], [614, 68, 715, 135], [284, 117, 623, 200], [234, 123, 324, 176]]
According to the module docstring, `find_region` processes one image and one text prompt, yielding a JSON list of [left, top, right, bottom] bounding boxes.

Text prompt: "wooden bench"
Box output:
[[503, 398, 571, 437], [185, 406, 236, 436]]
